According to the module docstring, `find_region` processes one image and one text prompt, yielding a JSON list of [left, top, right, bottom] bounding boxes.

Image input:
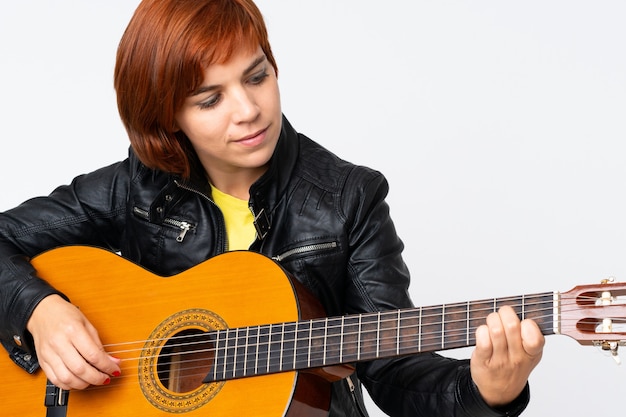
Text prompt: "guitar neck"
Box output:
[[206, 291, 556, 382]]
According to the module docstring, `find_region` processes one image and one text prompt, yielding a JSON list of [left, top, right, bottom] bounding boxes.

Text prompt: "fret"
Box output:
[[339, 317, 345, 363], [325, 317, 343, 365], [244, 325, 260, 377], [378, 311, 398, 358], [267, 323, 283, 374], [223, 328, 234, 380], [256, 324, 270, 376], [281, 322, 296, 372], [359, 312, 379, 360], [468, 299, 493, 347], [340, 315, 361, 363], [357, 314, 362, 361], [496, 295, 524, 320], [376, 312, 381, 357], [495, 296, 506, 312], [232, 327, 246, 379], [525, 293, 556, 335], [294, 320, 311, 370], [398, 308, 421, 356], [213, 328, 224, 381], [396, 310, 401, 355], [306, 320, 313, 368], [243, 326, 249, 376], [254, 325, 261, 376], [441, 304, 445, 350], [278, 323, 284, 372], [323, 318, 329, 365], [418, 306, 422, 352], [232, 327, 244, 378], [421, 305, 442, 353], [466, 301, 470, 345], [443, 301, 470, 350], [292, 321, 298, 370], [308, 318, 327, 368], [221, 328, 231, 380]]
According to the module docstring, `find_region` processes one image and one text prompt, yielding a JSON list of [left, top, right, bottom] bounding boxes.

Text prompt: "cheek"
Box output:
[[180, 113, 225, 143], [262, 83, 282, 116]]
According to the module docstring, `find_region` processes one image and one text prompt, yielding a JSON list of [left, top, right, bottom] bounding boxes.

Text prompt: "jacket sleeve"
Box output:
[[340, 167, 530, 417], [0, 158, 132, 354]]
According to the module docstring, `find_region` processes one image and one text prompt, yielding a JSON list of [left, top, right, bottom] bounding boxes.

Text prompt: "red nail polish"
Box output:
[[112, 371, 121, 377], [103, 378, 111, 385]]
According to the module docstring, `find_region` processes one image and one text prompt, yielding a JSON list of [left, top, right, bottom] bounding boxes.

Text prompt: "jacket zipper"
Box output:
[[167, 219, 193, 242], [174, 179, 268, 245], [132, 207, 196, 243], [272, 241, 337, 262], [346, 375, 369, 417]]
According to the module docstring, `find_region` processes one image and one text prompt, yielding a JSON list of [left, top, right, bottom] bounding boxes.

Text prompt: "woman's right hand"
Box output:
[[26, 294, 121, 390]]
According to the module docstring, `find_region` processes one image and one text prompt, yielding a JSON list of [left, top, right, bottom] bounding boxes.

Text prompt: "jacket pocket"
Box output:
[[272, 240, 338, 262], [132, 206, 197, 243]]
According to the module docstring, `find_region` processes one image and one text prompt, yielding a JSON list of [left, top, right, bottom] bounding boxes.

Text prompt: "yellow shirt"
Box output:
[[210, 185, 256, 251]]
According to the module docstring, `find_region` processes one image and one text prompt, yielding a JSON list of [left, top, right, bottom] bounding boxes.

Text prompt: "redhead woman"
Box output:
[[0, 1, 543, 416]]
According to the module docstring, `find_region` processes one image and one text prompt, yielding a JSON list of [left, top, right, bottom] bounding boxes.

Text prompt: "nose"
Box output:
[[231, 87, 260, 124]]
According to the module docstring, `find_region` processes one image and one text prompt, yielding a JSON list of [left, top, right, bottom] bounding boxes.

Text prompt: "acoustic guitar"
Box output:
[[2, 245, 625, 416]]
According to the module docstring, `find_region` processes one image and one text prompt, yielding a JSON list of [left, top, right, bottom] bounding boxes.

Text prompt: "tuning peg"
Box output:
[[599, 341, 622, 365]]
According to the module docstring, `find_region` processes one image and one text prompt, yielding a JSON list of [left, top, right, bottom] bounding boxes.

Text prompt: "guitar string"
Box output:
[[102, 294, 622, 365], [75, 300, 620, 389], [102, 291, 617, 352], [87, 293, 625, 384]]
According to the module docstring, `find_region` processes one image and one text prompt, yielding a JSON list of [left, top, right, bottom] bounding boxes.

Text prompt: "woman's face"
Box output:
[[175, 46, 281, 185]]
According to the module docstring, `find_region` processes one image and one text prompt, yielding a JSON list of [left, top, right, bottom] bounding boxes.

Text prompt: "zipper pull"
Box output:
[[346, 375, 356, 393], [176, 222, 191, 242]]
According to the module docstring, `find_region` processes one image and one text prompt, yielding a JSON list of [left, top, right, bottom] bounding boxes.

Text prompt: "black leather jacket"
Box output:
[[0, 116, 529, 417]]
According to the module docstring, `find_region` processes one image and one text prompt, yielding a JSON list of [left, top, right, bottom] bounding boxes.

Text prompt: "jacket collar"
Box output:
[[248, 115, 299, 239]]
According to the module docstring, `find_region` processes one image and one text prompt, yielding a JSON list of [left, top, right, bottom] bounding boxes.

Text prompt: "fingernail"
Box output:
[[103, 378, 111, 385], [112, 371, 121, 377]]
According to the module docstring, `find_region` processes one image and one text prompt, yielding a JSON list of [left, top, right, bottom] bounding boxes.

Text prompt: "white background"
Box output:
[[1, 1, 625, 416]]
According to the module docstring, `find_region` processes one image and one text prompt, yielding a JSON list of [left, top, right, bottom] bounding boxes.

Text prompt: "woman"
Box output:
[[0, 0, 544, 416]]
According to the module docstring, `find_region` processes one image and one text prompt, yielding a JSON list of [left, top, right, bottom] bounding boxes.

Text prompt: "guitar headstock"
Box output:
[[559, 279, 626, 361]]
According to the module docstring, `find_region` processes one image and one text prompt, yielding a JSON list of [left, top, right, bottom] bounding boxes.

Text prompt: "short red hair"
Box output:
[[114, 0, 278, 178]]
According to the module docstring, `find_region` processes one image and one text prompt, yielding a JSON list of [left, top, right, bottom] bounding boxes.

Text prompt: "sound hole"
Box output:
[[156, 329, 214, 393]]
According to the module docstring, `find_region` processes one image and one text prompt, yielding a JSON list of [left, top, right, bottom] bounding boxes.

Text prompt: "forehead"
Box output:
[[197, 46, 265, 85]]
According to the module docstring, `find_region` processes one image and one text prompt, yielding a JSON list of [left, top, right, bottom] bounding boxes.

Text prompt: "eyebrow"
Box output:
[[191, 54, 267, 96]]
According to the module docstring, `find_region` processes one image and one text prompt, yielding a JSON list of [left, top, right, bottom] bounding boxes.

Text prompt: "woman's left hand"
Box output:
[[470, 305, 545, 407]]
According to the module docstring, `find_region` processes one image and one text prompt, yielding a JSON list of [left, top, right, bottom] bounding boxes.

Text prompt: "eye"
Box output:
[[197, 94, 221, 110], [248, 69, 269, 85]]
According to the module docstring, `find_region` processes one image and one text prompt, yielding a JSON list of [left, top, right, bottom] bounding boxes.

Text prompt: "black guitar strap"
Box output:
[[44, 380, 68, 417]]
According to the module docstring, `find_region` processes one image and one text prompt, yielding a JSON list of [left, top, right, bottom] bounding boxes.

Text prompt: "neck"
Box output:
[[206, 165, 268, 200]]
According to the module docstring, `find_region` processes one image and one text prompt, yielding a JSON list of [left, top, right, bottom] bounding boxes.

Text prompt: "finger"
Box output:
[[40, 353, 91, 391], [484, 310, 508, 356], [496, 306, 523, 354], [520, 319, 545, 357], [82, 322, 122, 376], [60, 342, 112, 388], [71, 329, 121, 383], [473, 324, 493, 361]]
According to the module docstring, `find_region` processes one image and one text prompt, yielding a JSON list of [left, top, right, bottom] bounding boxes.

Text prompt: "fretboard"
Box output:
[[204, 292, 556, 383]]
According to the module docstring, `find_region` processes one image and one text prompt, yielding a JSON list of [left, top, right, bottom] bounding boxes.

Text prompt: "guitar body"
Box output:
[[1, 246, 331, 416]]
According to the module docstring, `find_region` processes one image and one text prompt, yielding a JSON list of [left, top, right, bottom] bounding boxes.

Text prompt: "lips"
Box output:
[[235, 128, 267, 146]]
